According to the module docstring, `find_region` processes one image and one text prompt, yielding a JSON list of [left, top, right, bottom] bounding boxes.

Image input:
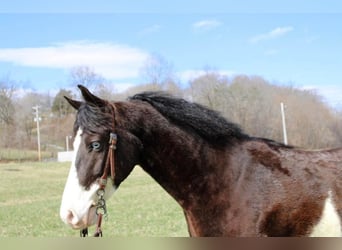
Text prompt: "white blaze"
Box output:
[[310, 191, 341, 237], [60, 128, 116, 229]]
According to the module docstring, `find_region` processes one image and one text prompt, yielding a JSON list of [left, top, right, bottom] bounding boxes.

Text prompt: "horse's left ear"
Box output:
[[78, 85, 107, 107], [64, 96, 82, 110]]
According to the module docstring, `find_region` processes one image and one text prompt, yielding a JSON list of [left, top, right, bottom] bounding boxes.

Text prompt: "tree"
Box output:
[[70, 66, 104, 88], [188, 73, 341, 149], [139, 54, 182, 97], [141, 55, 176, 85], [330, 111, 342, 146], [69, 66, 115, 99], [0, 78, 15, 125], [190, 71, 230, 110], [0, 94, 14, 125], [52, 89, 74, 117], [9, 90, 53, 149], [226, 75, 278, 139]]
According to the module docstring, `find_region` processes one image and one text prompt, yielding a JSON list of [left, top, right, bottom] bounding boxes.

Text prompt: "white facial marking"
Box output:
[[60, 128, 116, 229], [310, 191, 341, 237]]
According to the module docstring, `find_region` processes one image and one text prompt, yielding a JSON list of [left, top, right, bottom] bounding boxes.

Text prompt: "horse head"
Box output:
[[60, 85, 141, 230]]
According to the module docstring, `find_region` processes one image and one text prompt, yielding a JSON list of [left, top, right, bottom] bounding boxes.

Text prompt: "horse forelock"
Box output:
[[74, 102, 114, 134]]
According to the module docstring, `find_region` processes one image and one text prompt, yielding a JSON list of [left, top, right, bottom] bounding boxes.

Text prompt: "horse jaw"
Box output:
[[60, 128, 116, 230]]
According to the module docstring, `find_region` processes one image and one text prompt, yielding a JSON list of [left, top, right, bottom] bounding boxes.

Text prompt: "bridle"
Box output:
[[80, 104, 117, 237], [80, 132, 117, 237]]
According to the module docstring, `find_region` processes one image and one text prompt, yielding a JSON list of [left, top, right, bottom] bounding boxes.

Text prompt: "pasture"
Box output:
[[0, 161, 188, 237]]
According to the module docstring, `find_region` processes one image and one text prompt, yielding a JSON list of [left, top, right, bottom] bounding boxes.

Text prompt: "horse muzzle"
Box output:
[[62, 205, 97, 230]]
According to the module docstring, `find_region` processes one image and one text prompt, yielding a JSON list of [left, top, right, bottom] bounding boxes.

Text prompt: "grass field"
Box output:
[[0, 161, 188, 237], [0, 148, 55, 162]]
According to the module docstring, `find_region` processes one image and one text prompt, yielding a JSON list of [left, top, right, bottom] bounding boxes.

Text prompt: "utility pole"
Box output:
[[33, 106, 41, 161], [280, 102, 288, 145], [66, 135, 72, 151]]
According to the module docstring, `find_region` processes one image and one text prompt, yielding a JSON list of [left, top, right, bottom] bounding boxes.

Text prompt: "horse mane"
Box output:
[[130, 92, 249, 147]]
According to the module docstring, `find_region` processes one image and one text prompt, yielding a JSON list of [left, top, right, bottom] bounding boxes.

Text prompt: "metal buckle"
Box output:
[[109, 133, 117, 144]]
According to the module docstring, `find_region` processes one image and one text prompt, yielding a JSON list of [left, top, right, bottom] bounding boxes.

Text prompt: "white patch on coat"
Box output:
[[60, 128, 116, 229], [310, 191, 341, 237]]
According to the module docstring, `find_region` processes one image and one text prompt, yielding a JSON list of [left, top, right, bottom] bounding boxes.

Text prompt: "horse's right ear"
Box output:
[[64, 96, 82, 110]]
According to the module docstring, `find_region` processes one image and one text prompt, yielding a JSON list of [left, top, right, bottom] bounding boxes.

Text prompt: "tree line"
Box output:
[[0, 63, 341, 160]]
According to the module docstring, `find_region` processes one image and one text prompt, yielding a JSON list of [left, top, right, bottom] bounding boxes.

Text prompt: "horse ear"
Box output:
[[64, 96, 82, 110], [78, 85, 107, 107]]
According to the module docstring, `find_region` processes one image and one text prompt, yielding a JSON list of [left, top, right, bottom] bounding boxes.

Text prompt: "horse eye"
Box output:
[[90, 141, 102, 151]]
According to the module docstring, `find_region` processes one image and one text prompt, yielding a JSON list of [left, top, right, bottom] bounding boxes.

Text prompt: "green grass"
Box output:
[[0, 162, 188, 237], [0, 148, 55, 162]]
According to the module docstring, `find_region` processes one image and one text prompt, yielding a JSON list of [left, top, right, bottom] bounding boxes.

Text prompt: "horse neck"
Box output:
[[135, 111, 231, 209], [118, 101, 238, 236]]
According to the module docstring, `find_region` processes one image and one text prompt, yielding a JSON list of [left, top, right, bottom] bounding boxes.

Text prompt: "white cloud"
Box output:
[[193, 19, 222, 31], [0, 41, 150, 79], [250, 26, 294, 43]]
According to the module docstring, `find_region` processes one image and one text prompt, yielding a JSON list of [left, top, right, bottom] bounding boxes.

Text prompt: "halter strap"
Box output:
[[98, 132, 117, 187]]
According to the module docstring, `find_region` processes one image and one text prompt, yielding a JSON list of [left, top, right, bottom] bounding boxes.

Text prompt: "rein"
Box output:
[[80, 105, 118, 237]]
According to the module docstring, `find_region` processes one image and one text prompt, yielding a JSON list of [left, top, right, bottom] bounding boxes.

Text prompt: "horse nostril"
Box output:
[[66, 210, 78, 225]]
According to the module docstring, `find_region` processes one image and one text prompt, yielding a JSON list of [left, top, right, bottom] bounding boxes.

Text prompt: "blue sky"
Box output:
[[0, 1, 341, 108]]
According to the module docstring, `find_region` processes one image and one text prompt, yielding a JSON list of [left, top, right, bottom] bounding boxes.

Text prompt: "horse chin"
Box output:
[[85, 205, 98, 228]]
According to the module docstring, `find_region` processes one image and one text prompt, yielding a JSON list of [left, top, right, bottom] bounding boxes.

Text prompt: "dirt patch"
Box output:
[[3, 168, 22, 172]]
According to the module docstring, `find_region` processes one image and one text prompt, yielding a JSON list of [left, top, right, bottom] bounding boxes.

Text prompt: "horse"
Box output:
[[60, 85, 342, 237]]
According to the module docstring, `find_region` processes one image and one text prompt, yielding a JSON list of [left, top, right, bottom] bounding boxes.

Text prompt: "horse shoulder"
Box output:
[[244, 140, 290, 176]]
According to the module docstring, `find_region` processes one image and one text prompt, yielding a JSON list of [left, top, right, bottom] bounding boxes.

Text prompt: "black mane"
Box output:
[[130, 92, 249, 146]]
